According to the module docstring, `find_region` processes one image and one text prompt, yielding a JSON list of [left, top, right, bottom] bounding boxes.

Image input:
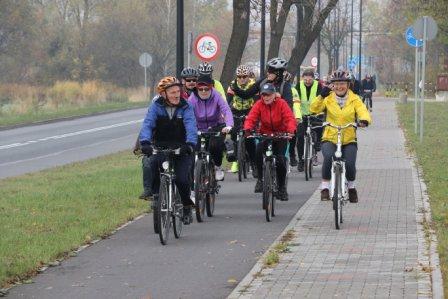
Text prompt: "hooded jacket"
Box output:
[[244, 97, 296, 134], [139, 97, 197, 147], [188, 88, 234, 132]]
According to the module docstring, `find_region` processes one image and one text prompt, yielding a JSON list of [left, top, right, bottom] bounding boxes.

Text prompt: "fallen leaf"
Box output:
[[227, 278, 238, 284], [229, 240, 238, 244]]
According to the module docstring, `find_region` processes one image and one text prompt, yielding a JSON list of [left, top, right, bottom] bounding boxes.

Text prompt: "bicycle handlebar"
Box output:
[[246, 132, 292, 140], [153, 147, 181, 155], [322, 122, 358, 130]]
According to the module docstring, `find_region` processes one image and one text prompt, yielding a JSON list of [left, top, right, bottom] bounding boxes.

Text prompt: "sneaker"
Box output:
[[251, 163, 258, 179], [254, 179, 263, 193], [277, 186, 289, 201], [190, 192, 196, 205], [182, 206, 193, 225], [215, 166, 225, 181], [229, 162, 239, 173], [289, 156, 298, 167], [348, 188, 358, 203], [139, 191, 153, 201], [297, 160, 304, 172], [321, 189, 330, 201], [312, 155, 319, 166]]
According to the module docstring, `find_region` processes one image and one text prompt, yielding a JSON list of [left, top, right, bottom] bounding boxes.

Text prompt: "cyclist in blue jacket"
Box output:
[[139, 76, 198, 224]]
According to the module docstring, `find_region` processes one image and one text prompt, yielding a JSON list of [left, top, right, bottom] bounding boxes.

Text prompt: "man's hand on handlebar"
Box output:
[[221, 126, 232, 134]]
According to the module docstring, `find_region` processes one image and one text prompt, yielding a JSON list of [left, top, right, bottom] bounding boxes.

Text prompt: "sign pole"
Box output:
[[144, 66, 148, 98], [414, 46, 418, 133], [419, 17, 427, 142]]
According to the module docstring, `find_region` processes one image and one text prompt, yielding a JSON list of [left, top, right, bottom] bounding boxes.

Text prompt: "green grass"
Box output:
[[397, 102, 448, 294], [0, 101, 147, 128], [0, 151, 148, 288]]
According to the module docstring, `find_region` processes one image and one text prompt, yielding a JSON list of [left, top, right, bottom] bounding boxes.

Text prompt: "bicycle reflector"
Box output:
[[162, 161, 169, 170]]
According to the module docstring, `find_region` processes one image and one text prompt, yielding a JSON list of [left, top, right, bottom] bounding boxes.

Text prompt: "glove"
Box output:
[[358, 120, 369, 127], [180, 143, 194, 156], [141, 143, 154, 156], [222, 126, 232, 134], [320, 86, 331, 98], [243, 129, 252, 138]]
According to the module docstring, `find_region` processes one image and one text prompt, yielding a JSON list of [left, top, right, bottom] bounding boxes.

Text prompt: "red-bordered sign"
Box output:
[[194, 33, 221, 62]]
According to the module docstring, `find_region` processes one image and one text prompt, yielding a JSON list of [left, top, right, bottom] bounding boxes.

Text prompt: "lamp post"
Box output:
[[260, 0, 266, 77], [176, 0, 184, 78]]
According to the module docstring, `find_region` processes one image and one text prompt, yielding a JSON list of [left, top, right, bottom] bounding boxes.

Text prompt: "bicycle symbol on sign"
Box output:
[[198, 41, 216, 55]]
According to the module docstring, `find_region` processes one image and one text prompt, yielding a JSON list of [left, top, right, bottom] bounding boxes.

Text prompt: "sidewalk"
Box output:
[[228, 99, 443, 299]]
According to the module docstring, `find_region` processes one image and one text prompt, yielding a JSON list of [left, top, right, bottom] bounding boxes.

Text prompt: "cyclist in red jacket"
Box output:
[[244, 83, 296, 201]]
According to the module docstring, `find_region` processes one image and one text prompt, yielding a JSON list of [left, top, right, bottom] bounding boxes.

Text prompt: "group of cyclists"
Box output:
[[135, 58, 372, 226]]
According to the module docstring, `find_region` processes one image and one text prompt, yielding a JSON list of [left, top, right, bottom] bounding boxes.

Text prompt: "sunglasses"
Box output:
[[237, 75, 248, 79], [185, 78, 197, 83], [197, 87, 210, 92]]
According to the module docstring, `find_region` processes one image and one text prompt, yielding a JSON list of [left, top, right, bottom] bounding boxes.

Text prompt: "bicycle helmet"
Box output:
[[236, 65, 251, 76], [314, 72, 320, 80], [157, 76, 182, 93], [180, 67, 198, 78], [330, 70, 350, 83], [198, 62, 213, 75], [266, 57, 288, 70]]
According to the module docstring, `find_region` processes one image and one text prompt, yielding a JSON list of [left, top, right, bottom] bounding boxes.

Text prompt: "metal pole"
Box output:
[[187, 31, 192, 67], [317, 0, 321, 74], [414, 46, 418, 134], [350, 0, 353, 62], [176, 0, 184, 78], [260, 0, 266, 77], [144, 66, 147, 98], [358, 0, 362, 80], [420, 17, 427, 142]]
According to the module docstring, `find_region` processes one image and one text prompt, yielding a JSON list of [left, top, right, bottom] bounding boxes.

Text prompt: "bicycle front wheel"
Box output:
[[263, 161, 273, 222], [304, 136, 310, 181], [237, 137, 245, 182], [194, 159, 206, 223], [158, 177, 171, 244], [173, 188, 183, 239], [206, 163, 216, 217], [153, 195, 159, 234], [332, 167, 342, 230]]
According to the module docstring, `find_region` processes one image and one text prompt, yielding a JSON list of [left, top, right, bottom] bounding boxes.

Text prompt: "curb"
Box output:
[[227, 188, 321, 298], [0, 105, 147, 131]]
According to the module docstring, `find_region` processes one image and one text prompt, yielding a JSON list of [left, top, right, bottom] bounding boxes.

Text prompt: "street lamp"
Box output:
[[176, 0, 184, 78]]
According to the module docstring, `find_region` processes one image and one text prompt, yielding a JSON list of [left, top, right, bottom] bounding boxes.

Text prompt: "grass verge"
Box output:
[[0, 101, 147, 128], [397, 102, 448, 294], [263, 229, 295, 268], [0, 151, 147, 288]]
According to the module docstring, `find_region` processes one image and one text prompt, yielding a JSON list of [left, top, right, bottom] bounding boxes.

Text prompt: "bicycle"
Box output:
[[153, 147, 184, 245], [302, 115, 323, 181], [194, 130, 222, 222], [322, 122, 358, 230], [248, 133, 290, 222], [362, 89, 373, 111], [233, 115, 251, 182]]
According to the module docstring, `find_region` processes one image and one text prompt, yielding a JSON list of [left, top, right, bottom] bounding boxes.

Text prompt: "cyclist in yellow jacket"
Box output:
[[226, 65, 257, 174], [310, 70, 371, 203]]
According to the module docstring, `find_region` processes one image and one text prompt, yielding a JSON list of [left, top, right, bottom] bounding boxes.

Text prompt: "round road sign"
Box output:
[[311, 57, 318, 67], [139, 53, 152, 68], [405, 27, 423, 48], [413, 16, 438, 41], [194, 33, 221, 62]]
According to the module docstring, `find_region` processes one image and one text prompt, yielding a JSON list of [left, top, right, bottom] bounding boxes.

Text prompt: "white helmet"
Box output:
[[198, 62, 213, 75], [266, 57, 288, 70], [236, 65, 251, 76]]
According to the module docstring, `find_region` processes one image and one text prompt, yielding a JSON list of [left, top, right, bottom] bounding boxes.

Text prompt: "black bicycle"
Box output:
[[248, 133, 290, 222], [153, 147, 184, 245], [362, 89, 373, 112], [234, 115, 251, 182], [303, 115, 323, 181], [194, 131, 222, 222]]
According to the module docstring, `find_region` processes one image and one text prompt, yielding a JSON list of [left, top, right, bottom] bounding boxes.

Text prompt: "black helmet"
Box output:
[[330, 70, 350, 82], [180, 67, 198, 78], [266, 57, 288, 70]]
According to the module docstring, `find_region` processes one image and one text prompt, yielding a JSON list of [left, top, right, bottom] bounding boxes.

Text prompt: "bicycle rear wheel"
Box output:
[[158, 177, 171, 244], [263, 161, 273, 222], [333, 167, 342, 230], [173, 188, 183, 239], [271, 166, 277, 218], [194, 159, 206, 223], [304, 136, 310, 181], [206, 163, 216, 217]]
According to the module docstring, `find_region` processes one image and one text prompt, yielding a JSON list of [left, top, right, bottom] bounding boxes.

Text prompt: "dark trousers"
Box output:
[[147, 153, 193, 207], [142, 156, 152, 193], [195, 135, 225, 167], [297, 119, 323, 160], [256, 139, 288, 187], [321, 142, 357, 181]]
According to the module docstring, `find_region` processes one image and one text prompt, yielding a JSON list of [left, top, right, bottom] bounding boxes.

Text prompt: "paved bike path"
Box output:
[[6, 170, 319, 298], [228, 99, 443, 298]]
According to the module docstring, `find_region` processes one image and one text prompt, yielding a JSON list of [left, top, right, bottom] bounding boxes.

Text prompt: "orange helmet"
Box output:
[[157, 76, 182, 94]]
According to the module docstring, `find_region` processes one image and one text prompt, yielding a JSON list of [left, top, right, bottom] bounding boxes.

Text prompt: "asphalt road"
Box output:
[[2, 109, 319, 298], [6, 171, 319, 299], [0, 108, 147, 179]]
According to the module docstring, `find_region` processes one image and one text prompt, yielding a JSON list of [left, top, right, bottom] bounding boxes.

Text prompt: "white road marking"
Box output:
[[0, 119, 143, 150]]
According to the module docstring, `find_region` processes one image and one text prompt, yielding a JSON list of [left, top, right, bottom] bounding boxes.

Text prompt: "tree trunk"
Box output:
[[288, 0, 339, 76], [220, 0, 250, 89], [267, 0, 294, 60]]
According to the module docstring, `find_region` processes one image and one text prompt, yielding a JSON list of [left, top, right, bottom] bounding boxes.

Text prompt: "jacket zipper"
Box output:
[[269, 105, 275, 132]]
